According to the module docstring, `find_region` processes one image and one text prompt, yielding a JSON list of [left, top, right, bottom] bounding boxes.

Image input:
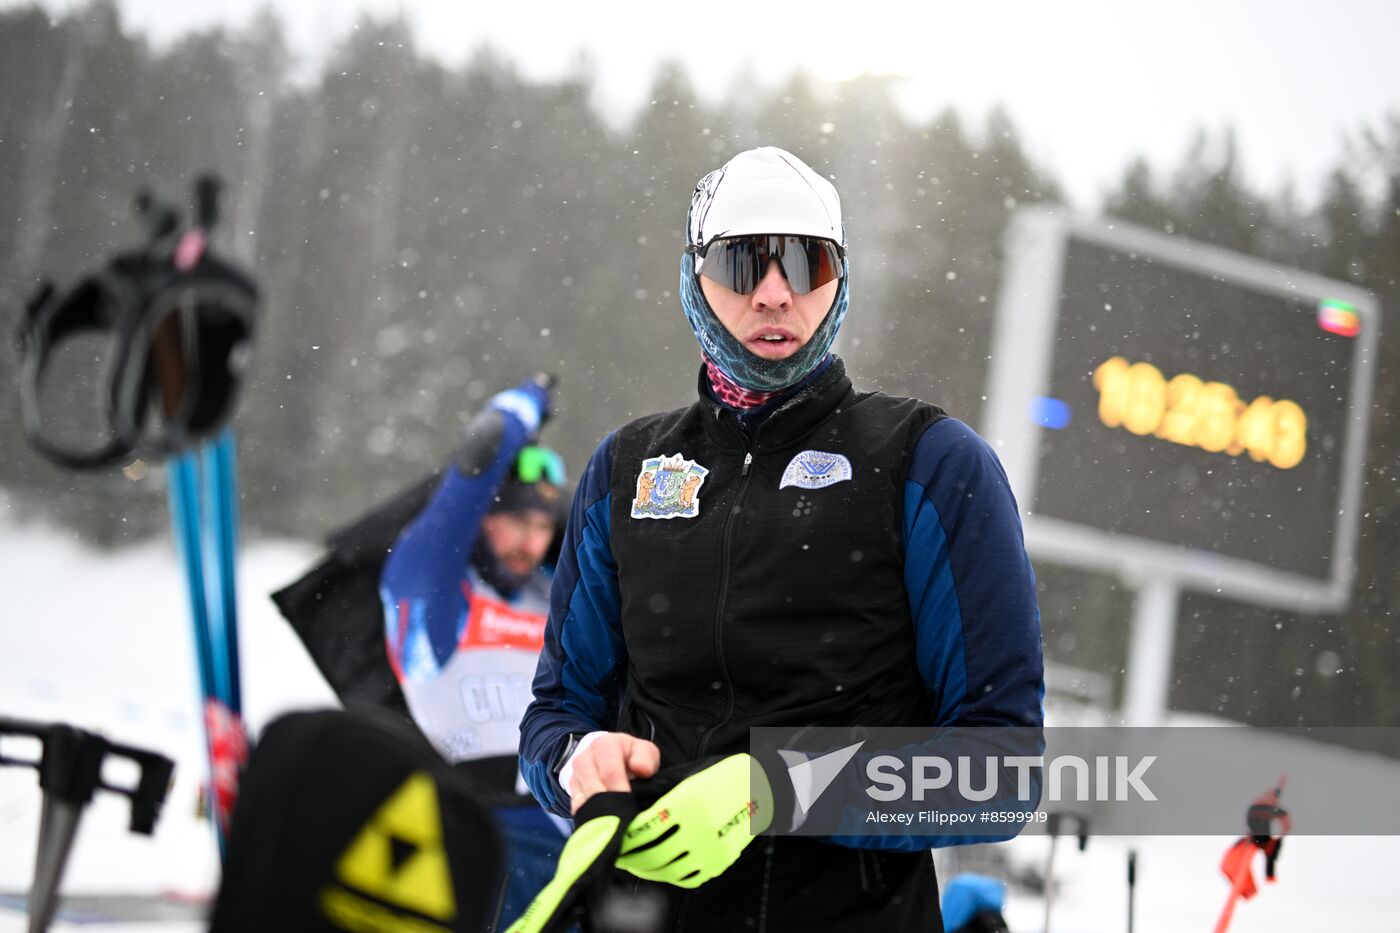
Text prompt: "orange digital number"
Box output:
[[1234, 396, 1276, 463], [1155, 373, 1202, 445], [1271, 400, 1308, 469], [1194, 382, 1241, 453], [1091, 356, 1307, 469], [1123, 362, 1167, 436], [1092, 356, 1130, 428]]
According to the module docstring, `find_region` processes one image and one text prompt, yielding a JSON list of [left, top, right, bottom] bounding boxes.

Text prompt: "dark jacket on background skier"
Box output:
[[519, 357, 1044, 930]]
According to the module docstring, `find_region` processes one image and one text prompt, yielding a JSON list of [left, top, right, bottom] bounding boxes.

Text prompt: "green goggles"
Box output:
[[516, 445, 566, 486]]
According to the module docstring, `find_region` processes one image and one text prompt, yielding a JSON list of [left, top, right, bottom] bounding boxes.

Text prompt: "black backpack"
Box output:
[[209, 708, 501, 932]]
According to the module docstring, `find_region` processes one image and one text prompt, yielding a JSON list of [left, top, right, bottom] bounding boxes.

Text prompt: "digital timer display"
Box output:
[[1091, 356, 1308, 469], [985, 209, 1378, 609], [1035, 237, 1352, 579]]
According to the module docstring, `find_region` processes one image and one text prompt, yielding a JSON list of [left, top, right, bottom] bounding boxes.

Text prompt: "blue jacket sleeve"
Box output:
[[904, 417, 1044, 731], [519, 433, 627, 817], [379, 404, 534, 683]]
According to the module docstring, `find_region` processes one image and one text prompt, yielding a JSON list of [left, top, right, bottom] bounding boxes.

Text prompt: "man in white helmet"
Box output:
[[519, 147, 1043, 930]]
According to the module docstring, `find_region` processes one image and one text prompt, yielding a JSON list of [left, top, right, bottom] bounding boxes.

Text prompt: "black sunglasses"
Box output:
[[693, 234, 843, 296]]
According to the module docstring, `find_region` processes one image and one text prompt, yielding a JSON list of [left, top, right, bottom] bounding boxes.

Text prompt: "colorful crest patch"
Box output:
[[780, 450, 853, 490], [632, 453, 709, 520]]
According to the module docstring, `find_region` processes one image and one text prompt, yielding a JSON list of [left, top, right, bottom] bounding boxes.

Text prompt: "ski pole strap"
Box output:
[[505, 792, 637, 933], [14, 175, 258, 470]]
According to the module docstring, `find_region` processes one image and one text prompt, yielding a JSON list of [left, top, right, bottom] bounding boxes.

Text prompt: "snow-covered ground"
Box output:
[[2, 515, 1396, 931], [0, 514, 332, 931]]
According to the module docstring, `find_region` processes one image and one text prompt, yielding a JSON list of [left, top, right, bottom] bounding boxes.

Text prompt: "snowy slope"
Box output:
[[2, 516, 1397, 931], [0, 515, 333, 930]]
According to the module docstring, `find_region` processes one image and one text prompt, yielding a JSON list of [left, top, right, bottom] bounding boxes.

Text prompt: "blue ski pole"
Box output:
[[166, 434, 247, 856]]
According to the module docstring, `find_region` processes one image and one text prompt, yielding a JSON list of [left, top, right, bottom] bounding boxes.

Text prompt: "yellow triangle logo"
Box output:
[[335, 771, 456, 922]]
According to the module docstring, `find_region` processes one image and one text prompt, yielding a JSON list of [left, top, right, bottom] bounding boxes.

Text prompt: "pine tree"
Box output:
[[1168, 128, 1263, 253], [1104, 157, 1175, 233]]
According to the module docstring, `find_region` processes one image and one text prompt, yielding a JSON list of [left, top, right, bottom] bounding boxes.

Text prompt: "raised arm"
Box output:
[[380, 381, 549, 683]]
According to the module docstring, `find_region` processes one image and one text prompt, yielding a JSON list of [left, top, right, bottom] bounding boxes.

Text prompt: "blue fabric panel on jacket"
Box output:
[[558, 494, 622, 725], [903, 481, 970, 726]]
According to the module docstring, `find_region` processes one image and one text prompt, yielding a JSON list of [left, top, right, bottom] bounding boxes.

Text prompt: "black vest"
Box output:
[[607, 359, 946, 768]]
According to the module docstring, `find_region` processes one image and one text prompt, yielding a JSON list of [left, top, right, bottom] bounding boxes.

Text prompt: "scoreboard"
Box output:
[[983, 209, 1379, 612]]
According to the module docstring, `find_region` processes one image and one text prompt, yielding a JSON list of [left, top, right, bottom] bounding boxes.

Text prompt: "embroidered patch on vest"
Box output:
[[780, 450, 853, 490], [632, 452, 710, 520]]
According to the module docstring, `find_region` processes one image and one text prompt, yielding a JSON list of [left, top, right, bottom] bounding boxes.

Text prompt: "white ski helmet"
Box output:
[[687, 147, 845, 252]]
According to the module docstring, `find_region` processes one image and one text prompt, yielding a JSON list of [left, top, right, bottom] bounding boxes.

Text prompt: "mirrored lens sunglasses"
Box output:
[[693, 234, 843, 296]]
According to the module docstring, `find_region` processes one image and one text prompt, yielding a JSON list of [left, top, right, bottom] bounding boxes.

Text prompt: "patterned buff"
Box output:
[[703, 354, 779, 410], [678, 251, 850, 394]]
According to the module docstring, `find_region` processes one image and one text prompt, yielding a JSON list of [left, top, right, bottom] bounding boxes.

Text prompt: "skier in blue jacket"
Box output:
[[380, 376, 569, 930], [518, 147, 1044, 931]]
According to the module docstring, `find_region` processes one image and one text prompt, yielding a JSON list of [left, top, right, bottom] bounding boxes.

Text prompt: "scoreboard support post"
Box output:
[[1122, 575, 1181, 726]]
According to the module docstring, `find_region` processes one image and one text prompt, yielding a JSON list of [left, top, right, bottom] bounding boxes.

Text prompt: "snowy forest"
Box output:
[[2, 1, 1399, 734]]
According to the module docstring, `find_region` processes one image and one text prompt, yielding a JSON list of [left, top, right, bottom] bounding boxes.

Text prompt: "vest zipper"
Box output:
[[695, 445, 753, 760]]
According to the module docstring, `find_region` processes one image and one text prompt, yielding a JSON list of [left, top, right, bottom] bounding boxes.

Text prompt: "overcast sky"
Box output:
[[11, 0, 1400, 207]]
